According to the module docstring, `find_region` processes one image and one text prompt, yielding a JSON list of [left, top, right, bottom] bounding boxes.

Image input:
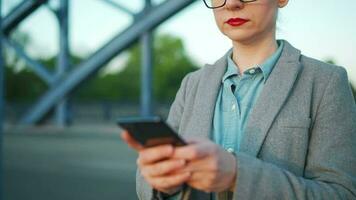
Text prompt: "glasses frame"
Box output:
[[203, 0, 258, 9]]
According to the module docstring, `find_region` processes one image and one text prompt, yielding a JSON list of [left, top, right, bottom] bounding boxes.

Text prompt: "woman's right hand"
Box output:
[[121, 131, 191, 194]]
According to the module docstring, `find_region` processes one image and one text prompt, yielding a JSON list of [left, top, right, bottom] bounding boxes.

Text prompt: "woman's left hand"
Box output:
[[172, 138, 237, 193]]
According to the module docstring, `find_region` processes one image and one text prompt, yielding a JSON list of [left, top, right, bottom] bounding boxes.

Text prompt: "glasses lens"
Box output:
[[204, 0, 225, 8]]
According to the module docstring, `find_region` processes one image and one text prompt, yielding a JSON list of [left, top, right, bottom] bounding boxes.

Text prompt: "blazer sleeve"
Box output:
[[136, 74, 191, 200], [233, 67, 356, 199]]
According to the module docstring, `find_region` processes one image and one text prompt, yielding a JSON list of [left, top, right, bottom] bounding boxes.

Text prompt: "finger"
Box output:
[[142, 159, 186, 177], [150, 172, 191, 191], [120, 131, 143, 151], [172, 142, 213, 160], [174, 157, 213, 173], [138, 144, 173, 165]]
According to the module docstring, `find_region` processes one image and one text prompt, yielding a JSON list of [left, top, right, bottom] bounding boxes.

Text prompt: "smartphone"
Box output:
[[117, 116, 186, 147]]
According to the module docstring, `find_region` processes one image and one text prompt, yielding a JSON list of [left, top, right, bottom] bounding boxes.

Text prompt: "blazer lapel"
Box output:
[[191, 50, 231, 139], [240, 40, 303, 157]]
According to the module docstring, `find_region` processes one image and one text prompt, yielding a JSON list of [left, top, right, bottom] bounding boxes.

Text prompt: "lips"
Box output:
[[226, 18, 249, 26]]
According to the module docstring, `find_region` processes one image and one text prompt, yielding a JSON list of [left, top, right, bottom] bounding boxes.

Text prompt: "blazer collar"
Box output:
[[194, 40, 303, 157]]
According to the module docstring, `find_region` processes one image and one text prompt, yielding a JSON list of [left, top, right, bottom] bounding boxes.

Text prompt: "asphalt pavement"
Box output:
[[3, 125, 138, 200]]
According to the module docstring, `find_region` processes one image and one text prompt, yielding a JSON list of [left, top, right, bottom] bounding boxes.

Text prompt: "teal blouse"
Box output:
[[212, 40, 284, 153]]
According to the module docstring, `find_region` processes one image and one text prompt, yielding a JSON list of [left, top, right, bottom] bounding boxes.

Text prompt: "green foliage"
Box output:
[[75, 34, 197, 102], [153, 34, 197, 101], [325, 59, 336, 65], [5, 67, 47, 101], [5, 54, 85, 102], [6, 33, 198, 103]]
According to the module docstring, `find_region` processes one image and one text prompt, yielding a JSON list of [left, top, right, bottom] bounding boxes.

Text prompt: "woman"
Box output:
[[122, 0, 356, 199]]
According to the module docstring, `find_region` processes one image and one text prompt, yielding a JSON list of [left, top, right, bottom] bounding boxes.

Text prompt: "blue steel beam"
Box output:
[[2, 38, 55, 84], [55, 0, 70, 126], [141, 0, 153, 117], [0, 0, 4, 198], [21, 0, 197, 124], [2, 0, 48, 35], [141, 32, 153, 117]]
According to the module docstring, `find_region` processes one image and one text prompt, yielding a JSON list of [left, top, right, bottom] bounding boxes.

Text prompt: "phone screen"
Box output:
[[117, 116, 186, 147]]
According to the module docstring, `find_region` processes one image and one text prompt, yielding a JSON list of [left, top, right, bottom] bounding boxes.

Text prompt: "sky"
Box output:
[[2, 0, 356, 85]]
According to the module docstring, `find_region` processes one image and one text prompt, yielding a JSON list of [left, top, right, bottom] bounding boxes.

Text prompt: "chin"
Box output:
[[224, 31, 257, 44], [223, 28, 272, 45]]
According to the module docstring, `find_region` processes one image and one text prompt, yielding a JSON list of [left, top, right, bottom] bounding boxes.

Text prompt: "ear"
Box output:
[[278, 0, 289, 8]]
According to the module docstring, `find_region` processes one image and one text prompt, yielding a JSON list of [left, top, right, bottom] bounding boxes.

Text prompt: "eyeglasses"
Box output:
[[203, 0, 257, 9]]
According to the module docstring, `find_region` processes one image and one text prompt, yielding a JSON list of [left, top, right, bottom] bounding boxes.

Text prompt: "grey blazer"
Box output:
[[136, 40, 356, 200]]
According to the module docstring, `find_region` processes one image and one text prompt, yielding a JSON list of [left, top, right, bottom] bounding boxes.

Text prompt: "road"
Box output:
[[3, 125, 138, 200]]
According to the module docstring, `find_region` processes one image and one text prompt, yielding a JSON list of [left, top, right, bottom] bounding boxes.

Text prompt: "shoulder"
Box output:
[[282, 40, 348, 81], [181, 63, 220, 88], [182, 49, 230, 86], [298, 54, 353, 111], [178, 67, 207, 101], [299, 54, 349, 84], [300, 55, 346, 74]]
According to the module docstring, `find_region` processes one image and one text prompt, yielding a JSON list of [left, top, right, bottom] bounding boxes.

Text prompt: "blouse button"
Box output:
[[226, 148, 234, 154]]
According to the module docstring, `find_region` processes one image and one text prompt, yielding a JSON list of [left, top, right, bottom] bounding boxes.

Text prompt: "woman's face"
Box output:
[[213, 0, 288, 43]]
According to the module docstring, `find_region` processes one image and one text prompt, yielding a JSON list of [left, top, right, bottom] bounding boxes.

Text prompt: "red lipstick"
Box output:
[[226, 18, 249, 27]]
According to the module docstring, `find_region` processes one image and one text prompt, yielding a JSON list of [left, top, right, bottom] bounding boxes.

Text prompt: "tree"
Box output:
[[5, 52, 84, 102], [75, 33, 198, 102]]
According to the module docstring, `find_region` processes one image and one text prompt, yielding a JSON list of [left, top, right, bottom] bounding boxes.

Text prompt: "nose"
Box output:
[[225, 0, 244, 10]]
